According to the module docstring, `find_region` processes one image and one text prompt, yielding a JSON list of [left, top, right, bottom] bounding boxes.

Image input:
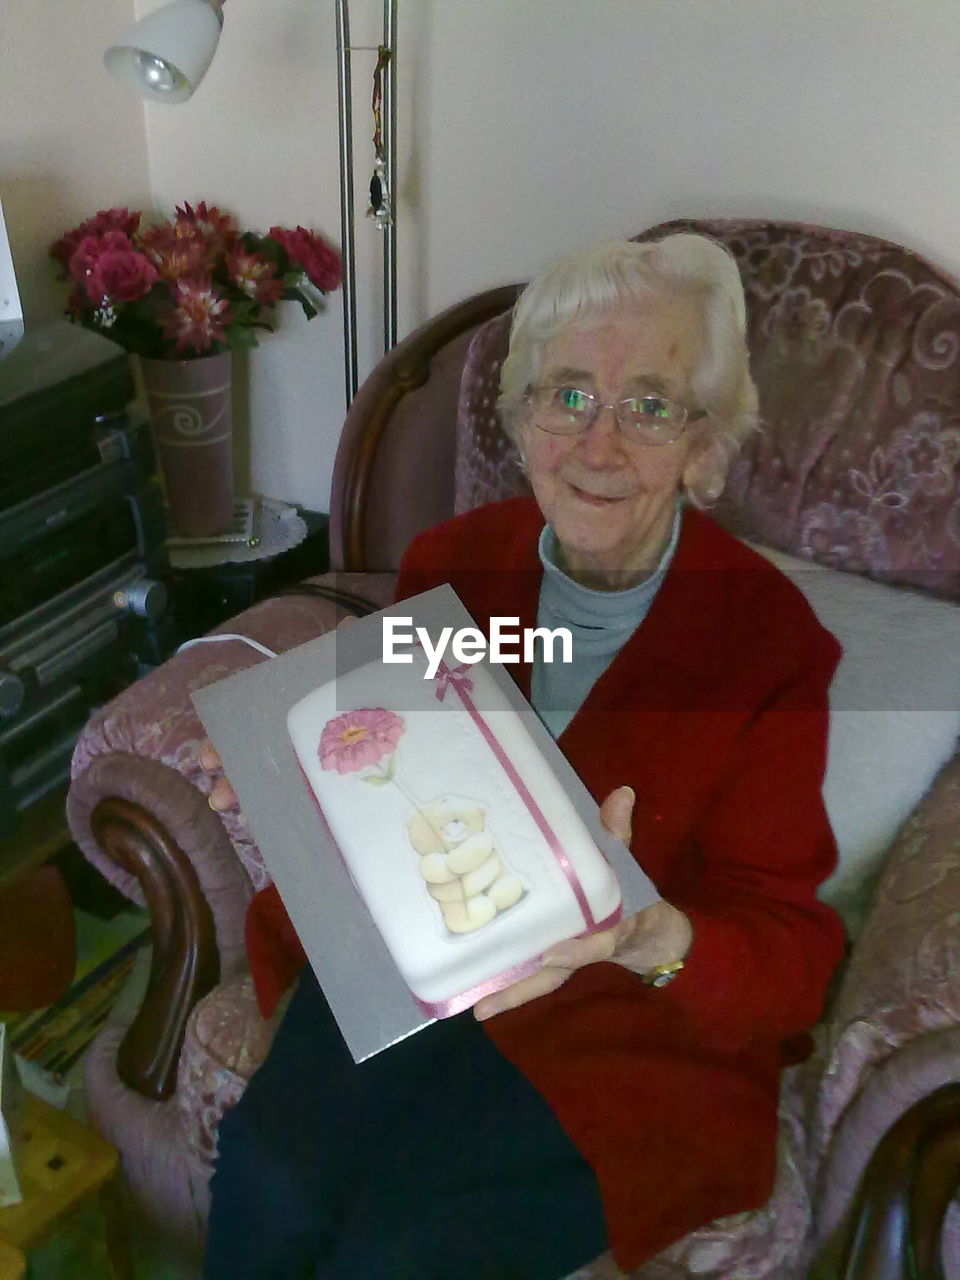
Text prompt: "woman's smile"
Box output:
[[565, 480, 632, 505]]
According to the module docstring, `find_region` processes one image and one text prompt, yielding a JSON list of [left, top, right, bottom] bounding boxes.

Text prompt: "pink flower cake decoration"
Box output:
[[318, 707, 405, 775]]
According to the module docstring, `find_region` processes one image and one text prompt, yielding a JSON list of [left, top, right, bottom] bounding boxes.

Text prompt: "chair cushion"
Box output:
[[177, 974, 287, 1181], [751, 544, 960, 934]]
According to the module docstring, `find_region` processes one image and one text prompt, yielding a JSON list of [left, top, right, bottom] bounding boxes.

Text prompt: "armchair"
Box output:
[[66, 220, 960, 1279]]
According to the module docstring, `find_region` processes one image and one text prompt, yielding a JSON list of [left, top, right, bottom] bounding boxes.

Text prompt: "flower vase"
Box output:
[[140, 351, 235, 538]]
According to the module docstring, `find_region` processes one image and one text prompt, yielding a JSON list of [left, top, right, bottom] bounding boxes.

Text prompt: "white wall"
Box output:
[[0, 1, 152, 322], [410, 0, 960, 312], [6, 0, 960, 516], [141, 0, 960, 515]]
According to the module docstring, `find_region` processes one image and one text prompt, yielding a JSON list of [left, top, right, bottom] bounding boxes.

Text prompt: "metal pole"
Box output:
[[335, 0, 359, 406], [382, 0, 398, 351]]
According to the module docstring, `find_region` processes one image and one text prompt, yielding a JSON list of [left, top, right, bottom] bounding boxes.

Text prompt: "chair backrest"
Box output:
[[328, 284, 520, 572], [455, 218, 960, 600], [330, 220, 960, 598]]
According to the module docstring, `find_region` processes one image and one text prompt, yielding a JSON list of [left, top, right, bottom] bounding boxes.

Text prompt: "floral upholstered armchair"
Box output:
[[66, 220, 960, 1279]]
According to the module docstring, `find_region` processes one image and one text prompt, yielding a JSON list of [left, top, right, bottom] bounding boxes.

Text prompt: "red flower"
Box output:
[[319, 708, 404, 774], [94, 248, 158, 303], [160, 277, 232, 354], [50, 202, 340, 359], [50, 208, 141, 273], [68, 231, 157, 304], [140, 225, 214, 280], [269, 225, 343, 292], [174, 201, 239, 255], [225, 246, 286, 306]]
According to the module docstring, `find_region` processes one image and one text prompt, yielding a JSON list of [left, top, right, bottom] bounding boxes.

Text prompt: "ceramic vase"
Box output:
[[140, 350, 234, 537]]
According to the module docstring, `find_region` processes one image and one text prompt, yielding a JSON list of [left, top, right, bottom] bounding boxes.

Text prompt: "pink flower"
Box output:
[[225, 246, 286, 305], [319, 708, 404, 774], [160, 277, 232, 354], [269, 225, 343, 292]]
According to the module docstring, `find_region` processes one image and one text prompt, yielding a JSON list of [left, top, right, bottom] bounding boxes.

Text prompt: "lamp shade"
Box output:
[[104, 0, 223, 104]]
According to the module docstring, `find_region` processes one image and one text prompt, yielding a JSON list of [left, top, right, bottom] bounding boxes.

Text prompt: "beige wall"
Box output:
[[0, 1, 152, 322], [4, 0, 959, 516]]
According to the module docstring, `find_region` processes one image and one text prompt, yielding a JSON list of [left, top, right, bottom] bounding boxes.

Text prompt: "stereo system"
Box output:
[[0, 320, 171, 838]]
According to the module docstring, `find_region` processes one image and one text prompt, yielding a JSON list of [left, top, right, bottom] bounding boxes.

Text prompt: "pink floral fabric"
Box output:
[[456, 220, 960, 603], [69, 573, 397, 903], [810, 752, 960, 1271]]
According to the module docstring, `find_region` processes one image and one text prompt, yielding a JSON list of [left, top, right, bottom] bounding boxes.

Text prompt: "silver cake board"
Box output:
[[193, 584, 659, 1062]]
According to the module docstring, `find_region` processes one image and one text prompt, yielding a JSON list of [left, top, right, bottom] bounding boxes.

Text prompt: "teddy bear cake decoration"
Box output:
[[287, 650, 623, 1017]]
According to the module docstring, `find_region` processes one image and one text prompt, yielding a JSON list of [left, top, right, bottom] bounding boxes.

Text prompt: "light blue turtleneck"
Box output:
[[530, 503, 682, 739]]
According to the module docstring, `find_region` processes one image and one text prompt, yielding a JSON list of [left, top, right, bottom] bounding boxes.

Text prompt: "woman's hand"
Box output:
[[473, 785, 693, 1021]]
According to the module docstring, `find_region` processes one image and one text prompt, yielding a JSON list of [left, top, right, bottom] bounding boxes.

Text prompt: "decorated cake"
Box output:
[[286, 649, 623, 1016]]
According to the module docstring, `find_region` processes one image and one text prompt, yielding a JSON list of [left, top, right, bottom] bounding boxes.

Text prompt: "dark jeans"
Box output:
[[204, 968, 607, 1280]]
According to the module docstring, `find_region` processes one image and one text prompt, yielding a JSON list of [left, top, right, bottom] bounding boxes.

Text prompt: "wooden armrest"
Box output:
[[91, 797, 220, 1101], [814, 1084, 960, 1280]]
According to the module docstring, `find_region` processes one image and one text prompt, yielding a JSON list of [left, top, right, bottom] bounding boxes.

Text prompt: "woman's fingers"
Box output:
[[208, 776, 239, 812], [473, 964, 570, 1021], [541, 929, 617, 970], [197, 739, 240, 813], [473, 930, 617, 1021], [598, 785, 635, 845]]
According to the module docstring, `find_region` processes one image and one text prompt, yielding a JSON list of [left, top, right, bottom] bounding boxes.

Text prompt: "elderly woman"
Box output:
[[202, 235, 845, 1280]]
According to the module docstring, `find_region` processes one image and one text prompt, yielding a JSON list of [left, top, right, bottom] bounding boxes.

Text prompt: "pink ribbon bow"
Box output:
[[433, 662, 474, 701]]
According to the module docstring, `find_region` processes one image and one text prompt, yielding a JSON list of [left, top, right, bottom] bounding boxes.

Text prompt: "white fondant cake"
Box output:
[[286, 650, 622, 1012]]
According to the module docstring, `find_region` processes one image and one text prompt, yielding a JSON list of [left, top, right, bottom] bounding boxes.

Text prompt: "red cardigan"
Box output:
[[245, 499, 845, 1270]]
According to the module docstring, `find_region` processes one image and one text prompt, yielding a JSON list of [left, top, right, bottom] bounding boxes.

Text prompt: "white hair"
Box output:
[[498, 235, 759, 505]]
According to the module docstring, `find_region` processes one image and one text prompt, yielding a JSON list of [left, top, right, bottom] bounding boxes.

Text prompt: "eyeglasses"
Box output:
[[525, 386, 707, 446]]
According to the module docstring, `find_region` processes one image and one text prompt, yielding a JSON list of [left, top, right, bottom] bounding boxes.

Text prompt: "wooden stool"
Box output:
[[0, 1092, 133, 1279], [0, 1240, 25, 1280]]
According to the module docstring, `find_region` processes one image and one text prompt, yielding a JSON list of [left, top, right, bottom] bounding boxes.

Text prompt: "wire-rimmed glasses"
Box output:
[[525, 386, 707, 446]]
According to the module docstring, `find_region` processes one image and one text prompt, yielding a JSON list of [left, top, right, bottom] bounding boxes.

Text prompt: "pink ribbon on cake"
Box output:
[[416, 954, 555, 1020], [430, 656, 602, 935], [433, 662, 474, 701]]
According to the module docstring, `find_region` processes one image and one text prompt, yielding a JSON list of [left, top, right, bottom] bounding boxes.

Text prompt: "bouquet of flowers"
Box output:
[[50, 202, 342, 360]]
